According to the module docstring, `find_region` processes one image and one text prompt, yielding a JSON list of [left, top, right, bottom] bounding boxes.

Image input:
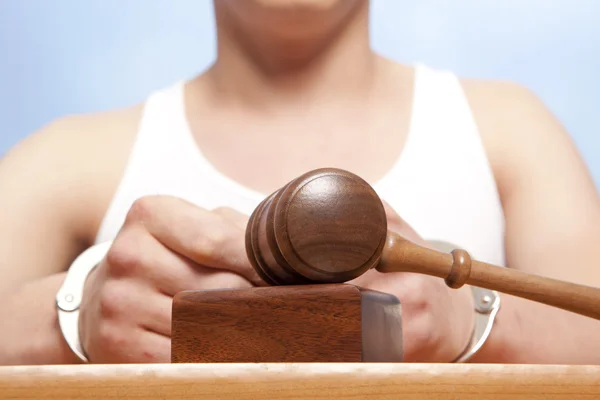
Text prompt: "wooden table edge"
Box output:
[[1, 363, 599, 399]]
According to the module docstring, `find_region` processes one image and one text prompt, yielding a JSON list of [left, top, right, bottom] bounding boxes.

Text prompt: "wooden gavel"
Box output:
[[245, 167, 600, 320]]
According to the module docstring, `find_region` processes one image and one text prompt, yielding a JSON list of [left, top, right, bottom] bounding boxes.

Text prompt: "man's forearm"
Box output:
[[0, 273, 82, 365], [4, 273, 598, 366], [470, 293, 600, 364]]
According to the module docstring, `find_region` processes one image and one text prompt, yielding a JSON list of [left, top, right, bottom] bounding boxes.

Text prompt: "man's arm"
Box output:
[[464, 80, 600, 363], [0, 108, 138, 365]]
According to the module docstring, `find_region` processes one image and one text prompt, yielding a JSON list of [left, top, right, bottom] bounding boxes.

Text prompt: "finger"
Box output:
[[137, 288, 173, 337], [213, 207, 250, 230], [400, 310, 440, 363], [347, 268, 381, 287], [351, 272, 472, 363], [90, 326, 171, 364], [108, 225, 253, 296], [137, 329, 172, 363], [98, 278, 172, 339], [139, 271, 255, 338], [123, 196, 262, 285]]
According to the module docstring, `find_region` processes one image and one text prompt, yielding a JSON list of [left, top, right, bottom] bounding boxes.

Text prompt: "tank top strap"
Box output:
[[94, 81, 190, 243], [375, 64, 505, 266]]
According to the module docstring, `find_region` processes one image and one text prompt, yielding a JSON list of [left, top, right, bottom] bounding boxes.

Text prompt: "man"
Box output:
[[1, 0, 599, 365]]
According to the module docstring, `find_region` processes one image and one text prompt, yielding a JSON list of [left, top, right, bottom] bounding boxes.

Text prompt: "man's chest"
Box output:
[[190, 115, 411, 194]]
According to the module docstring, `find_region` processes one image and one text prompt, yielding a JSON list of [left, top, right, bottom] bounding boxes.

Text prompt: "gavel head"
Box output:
[[245, 168, 388, 285]]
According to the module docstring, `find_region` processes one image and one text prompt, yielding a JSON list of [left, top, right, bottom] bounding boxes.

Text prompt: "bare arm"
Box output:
[[0, 109, 138, 365], [464, 81, 600, 363]]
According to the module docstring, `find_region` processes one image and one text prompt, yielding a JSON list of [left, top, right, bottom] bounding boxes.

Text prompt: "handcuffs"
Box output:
[[55, 241, 112, 363], [452, 285, 501, 362], [56, 240, 500, 363], [429, 240, 501, 362]]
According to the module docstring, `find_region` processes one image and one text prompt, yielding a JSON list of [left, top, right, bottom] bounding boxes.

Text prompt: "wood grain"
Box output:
[[246, 167, 387, 285], [245, 167, 600, 321], [378, 232, 600, 320], [172, 284, 404, 363], [171, 284, 364, 363], [1, 363, 599, 400]]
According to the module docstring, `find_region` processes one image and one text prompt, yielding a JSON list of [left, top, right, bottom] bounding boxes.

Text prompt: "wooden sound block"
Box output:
[[171, 284, 403, 363]]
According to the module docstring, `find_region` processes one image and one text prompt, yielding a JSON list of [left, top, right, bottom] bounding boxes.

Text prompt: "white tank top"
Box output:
[[95, 64, 506, 266]]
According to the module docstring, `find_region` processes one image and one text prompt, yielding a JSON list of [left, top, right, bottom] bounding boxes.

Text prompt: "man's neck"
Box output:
[[204, 1, 378, 113]]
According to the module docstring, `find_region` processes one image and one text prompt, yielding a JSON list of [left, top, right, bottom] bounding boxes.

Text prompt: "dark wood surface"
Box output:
[[171, 284, 364, 363], [245, 167, 600, 321]]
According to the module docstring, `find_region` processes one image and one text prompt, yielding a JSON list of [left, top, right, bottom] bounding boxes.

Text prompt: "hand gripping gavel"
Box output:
[[246, 167, 600, 321]]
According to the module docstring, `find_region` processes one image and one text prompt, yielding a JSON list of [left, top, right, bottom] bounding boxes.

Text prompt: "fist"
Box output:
[[351, 201, 475, 362], [78, 196, 261, 363]]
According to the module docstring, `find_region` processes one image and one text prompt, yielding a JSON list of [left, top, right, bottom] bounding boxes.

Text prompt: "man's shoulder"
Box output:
[[457, 77, 572, 189], [459, 77, 553, 151], [460, 77, 553, 133], [8, 102, 144, 168], [31, 104, 144, 152], [0, 103, 145, 243], [3, 103, 144, 199]]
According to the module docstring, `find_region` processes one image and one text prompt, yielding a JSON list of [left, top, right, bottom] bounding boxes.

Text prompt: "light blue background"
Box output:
[[1, 0, 599, 186]]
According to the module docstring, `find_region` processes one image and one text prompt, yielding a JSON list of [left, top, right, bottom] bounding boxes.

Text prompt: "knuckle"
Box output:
[[193, 236, 215, 260], [405, 276, 433, 312], [126, 196, 156, 223], [193, 229, 228, 259], [98, 281, 126, 320], [95, 322, 129, 354], [416, 313, 438, 351], [210, 228, 229, 249], [105, 232, 143, 276], [214, 207, 248, 229]]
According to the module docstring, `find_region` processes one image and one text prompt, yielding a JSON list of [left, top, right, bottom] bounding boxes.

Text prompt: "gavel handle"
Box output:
[[378, 232, 600, 321]]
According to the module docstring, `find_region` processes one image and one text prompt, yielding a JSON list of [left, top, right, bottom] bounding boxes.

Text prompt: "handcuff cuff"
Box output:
[[56, 240, 500, 363], [429, 240, 501, 363], [452, 285, 501, 362], [55, 241, 112, 363]]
